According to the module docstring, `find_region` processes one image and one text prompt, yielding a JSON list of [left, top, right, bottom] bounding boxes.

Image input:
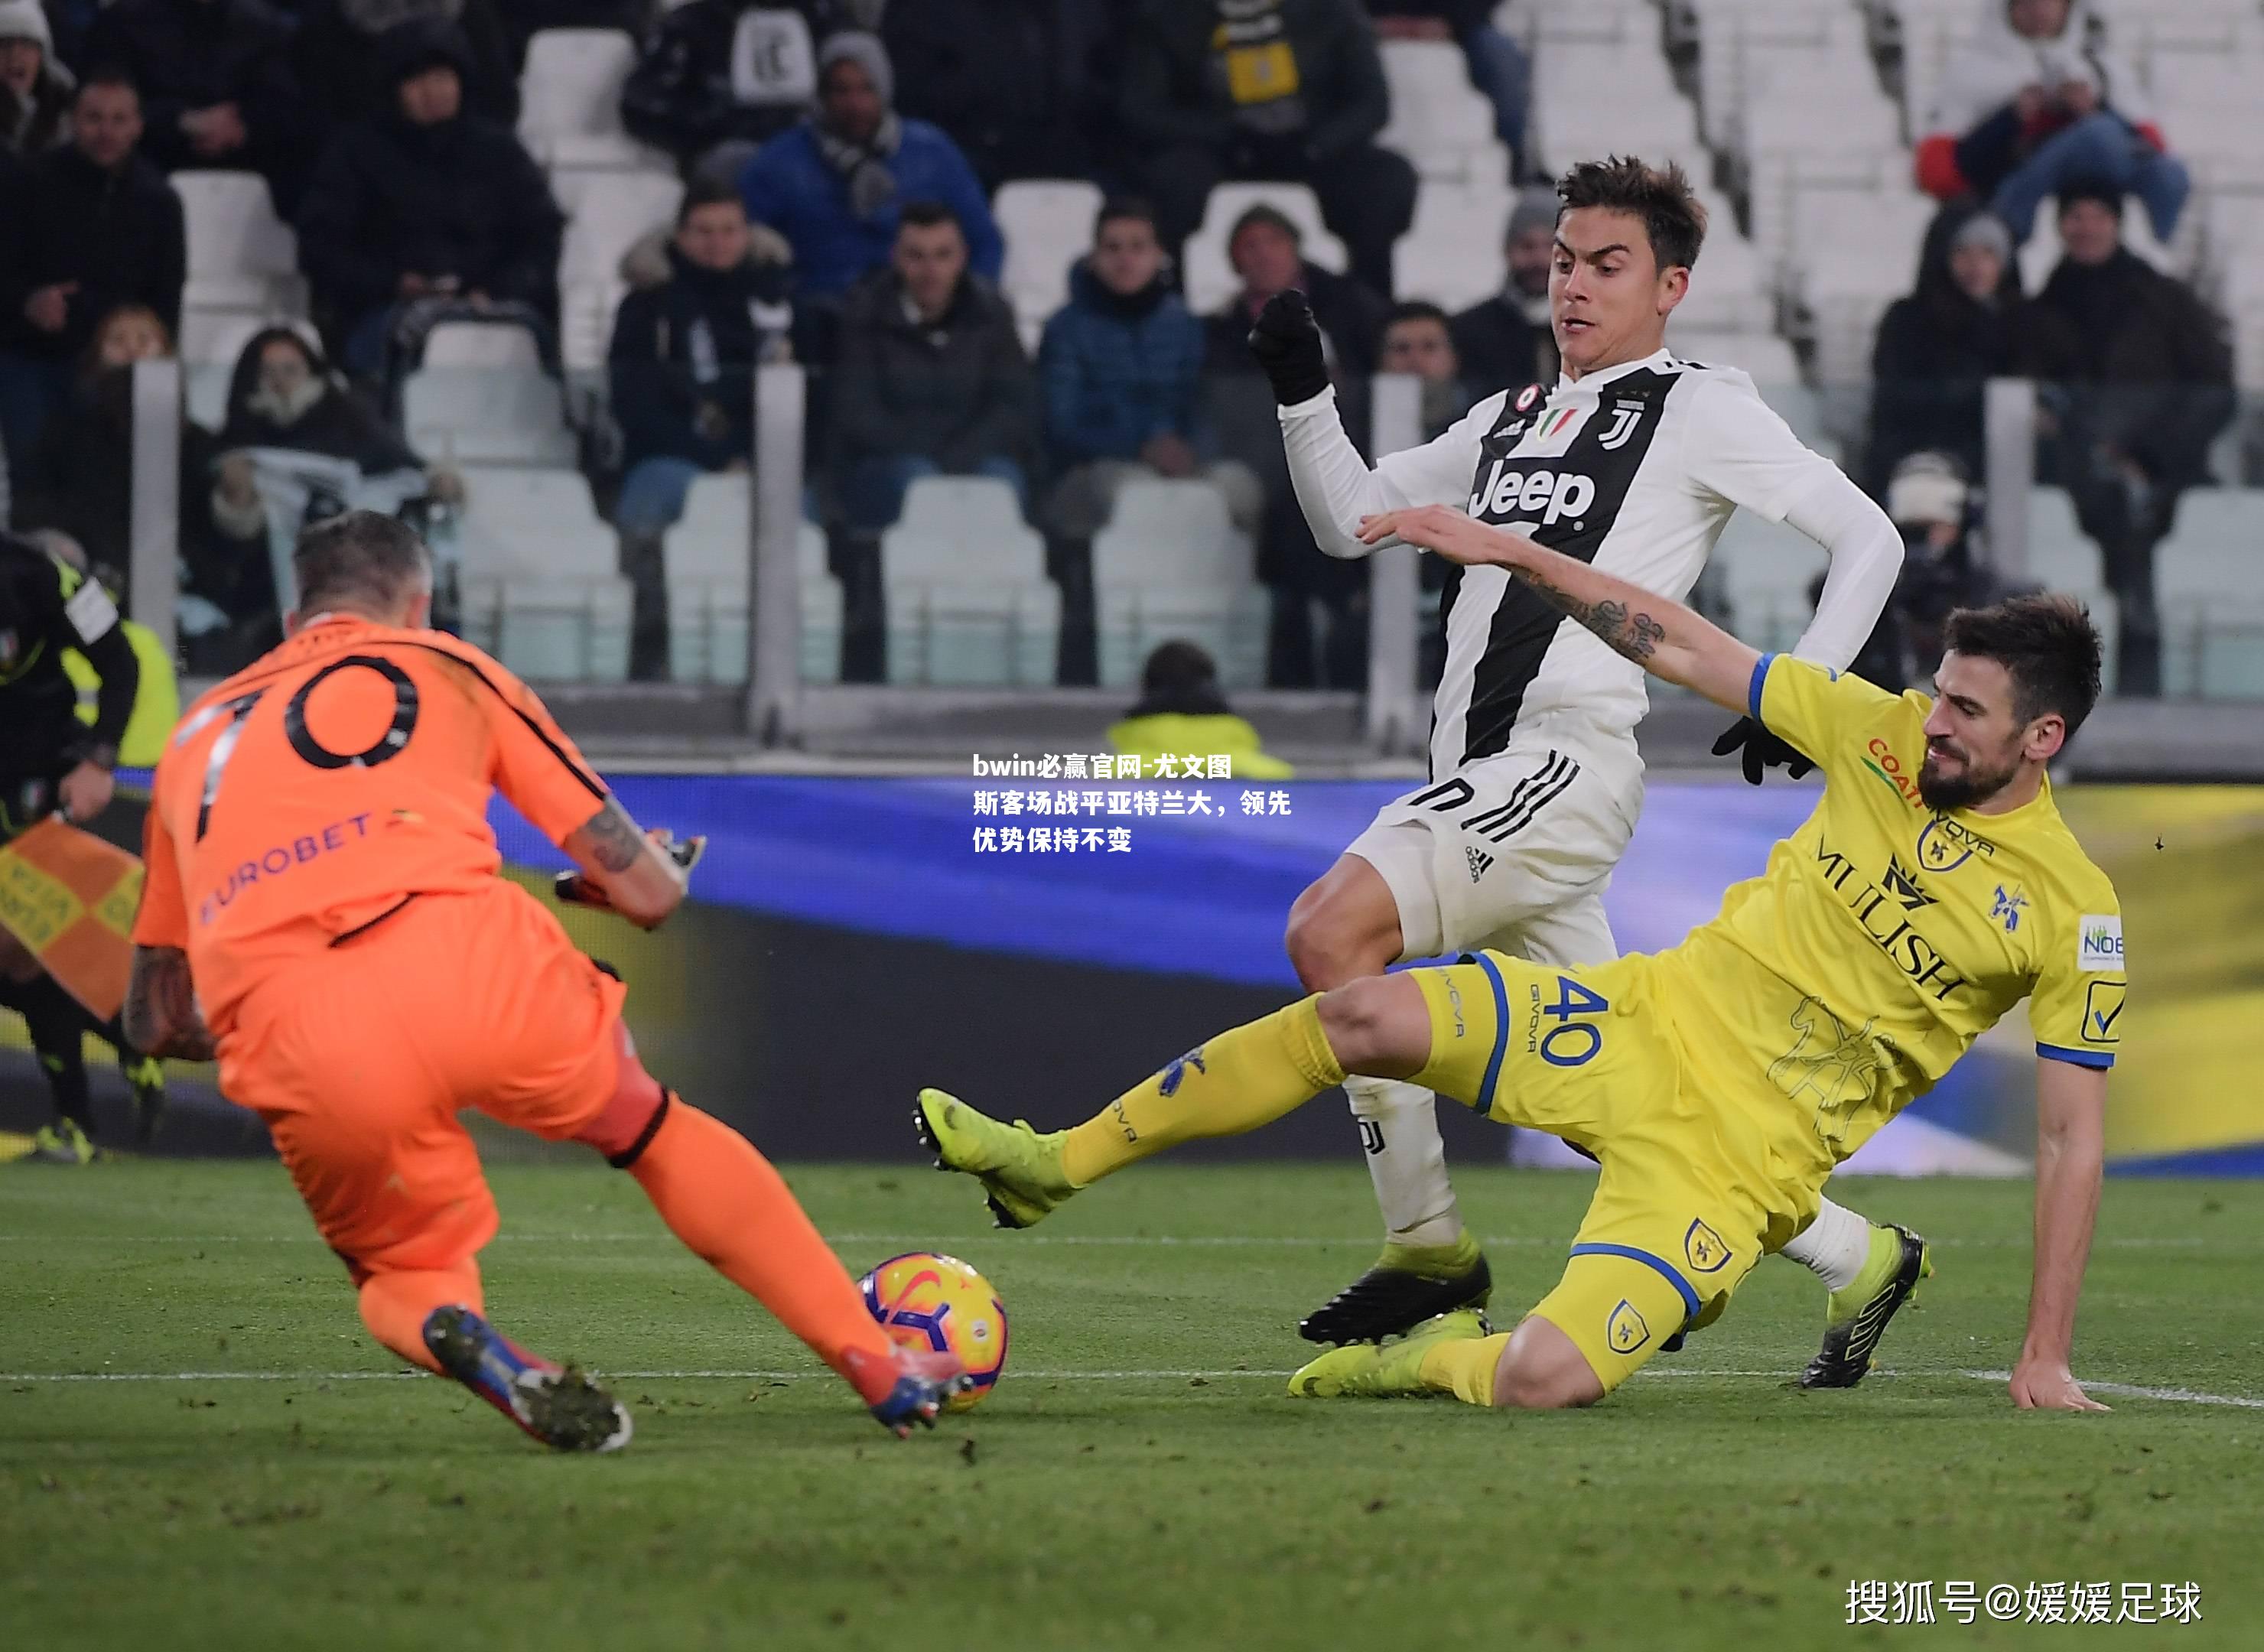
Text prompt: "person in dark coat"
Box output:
[[84, 0, 316, 216], [828, 200, 1035, 531], [621, 0, 859, 184], [0, 71, 185, 470], [0, 0, 72, 163], [1868, 205, 2063, 490], [1449, 184, 1556, 392], [2029, 180, 2234, 695], [297, 19, 564, 378], [608, 179, 799, 677], [216, 325, 429, 474], [881, 0, 1109, 193], [291, 0, 519, 133], [15, 304, 233, 616], [1121, 0, 1417, 298]]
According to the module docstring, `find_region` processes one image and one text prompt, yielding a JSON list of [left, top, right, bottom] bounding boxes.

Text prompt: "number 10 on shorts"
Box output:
[[1537, 975, 1609, 1068]]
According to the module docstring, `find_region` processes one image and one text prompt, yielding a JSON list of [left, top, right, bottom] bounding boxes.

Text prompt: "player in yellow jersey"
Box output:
[[918, 504, 2124, 1412]]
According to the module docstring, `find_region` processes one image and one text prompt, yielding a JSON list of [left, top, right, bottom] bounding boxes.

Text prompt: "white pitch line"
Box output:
[[6, 1367, 2261, 1406]]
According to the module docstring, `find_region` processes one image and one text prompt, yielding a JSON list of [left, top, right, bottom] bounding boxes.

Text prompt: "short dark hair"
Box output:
[[1944, 593, 2104, 737], [74, 65, 139, 105], [294, 511, 432, 615], [898, 198, 961, 236], [1384, 300, 1452, 333], [1094, 195, 1157, 239], [1555, 155, 1707, 272], [2057, 177, 2123, 218], [678, 175, 745, 225], [1228, 203, 1302, 250]]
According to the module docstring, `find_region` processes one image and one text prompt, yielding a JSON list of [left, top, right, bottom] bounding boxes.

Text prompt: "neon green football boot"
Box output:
[[1288, 1309, 1491, 1399], [1800, 1222, 1932, 1389], [913, 1088, 1078, 1229], [28, 1118, 98, 1166]]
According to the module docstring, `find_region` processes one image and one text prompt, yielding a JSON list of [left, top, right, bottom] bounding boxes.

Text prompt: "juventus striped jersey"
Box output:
[[1281, 348, 1896, 782]]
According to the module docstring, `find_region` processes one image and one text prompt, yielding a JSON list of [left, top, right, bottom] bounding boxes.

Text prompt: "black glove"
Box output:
[[1247, 288, 1330, 407], [1710, 716, 1816, 786]]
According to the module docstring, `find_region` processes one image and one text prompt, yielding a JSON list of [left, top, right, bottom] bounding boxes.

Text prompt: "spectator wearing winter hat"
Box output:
[[622, 0, 864, 187], [297, 18, 564, 378], [1869, 206, 2065, 491], [1914, 0, 2188, 244], [1448, 184, 1556, 391], [292, 0, 519, 130], [0, 0, 72, 162], [85, 0, 317, 217], [737, 32, 1003, 302]]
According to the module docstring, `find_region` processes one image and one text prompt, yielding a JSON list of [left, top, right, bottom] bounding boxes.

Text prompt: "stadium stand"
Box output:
[[881, 476, 1059, 688], [661, 473, 843, 686], [1091, 478, 1270, 692], [452, 466, 632, 681]]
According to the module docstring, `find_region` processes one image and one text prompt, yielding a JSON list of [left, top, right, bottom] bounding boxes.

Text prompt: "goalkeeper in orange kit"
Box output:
[[125, 510, 962, 1451]]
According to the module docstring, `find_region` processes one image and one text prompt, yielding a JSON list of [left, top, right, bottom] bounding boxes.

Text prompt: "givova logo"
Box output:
[[1468, 460, 1597, 526], [2077, 914, 2123, 972]]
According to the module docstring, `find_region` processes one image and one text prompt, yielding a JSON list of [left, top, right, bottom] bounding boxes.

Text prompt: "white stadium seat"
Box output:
[[175, 171, 305, 317], [450, 467, 632, 681], [1181, 184, 1347, 314], [881, 478, 1059, 686], [402, 367, 577, 467], [659, 473, 843, 685], [995, 179, 1103, 345], [518, 29, 652, 174], [1713, 507, 1826, 652], [1091, 480, 1270, 690], [2157, 489, 2264, 699], [421, 321, 545, 370], [1379, 39, 1508, 187], [1393, 183, 1511, 312], [558, 171, 684, 372]]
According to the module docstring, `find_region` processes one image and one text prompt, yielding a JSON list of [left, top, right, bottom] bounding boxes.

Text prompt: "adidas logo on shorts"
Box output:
[[1465, 847, 1494, 883]]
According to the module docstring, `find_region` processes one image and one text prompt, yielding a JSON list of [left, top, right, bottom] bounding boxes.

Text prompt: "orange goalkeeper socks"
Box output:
[[359, 1264, 485, 1374], [628, 1098, 895, 1378]]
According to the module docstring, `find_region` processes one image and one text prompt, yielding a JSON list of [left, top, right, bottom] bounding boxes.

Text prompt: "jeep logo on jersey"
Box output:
[[1468, 460, 1598, 527]]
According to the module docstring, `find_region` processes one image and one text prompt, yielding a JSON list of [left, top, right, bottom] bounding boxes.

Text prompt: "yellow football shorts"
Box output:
[[1407, 948, 1798, 1394]]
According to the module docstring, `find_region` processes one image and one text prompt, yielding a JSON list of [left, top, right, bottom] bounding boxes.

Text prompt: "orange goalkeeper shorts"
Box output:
[[217, 880, 629, 1278]]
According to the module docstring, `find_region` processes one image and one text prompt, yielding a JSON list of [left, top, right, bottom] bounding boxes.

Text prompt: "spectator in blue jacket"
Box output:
[[1039, 196, 1260, 545], [737, 32, 1003, 303]]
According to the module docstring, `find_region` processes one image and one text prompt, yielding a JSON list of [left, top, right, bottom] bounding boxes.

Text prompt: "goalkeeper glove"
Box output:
[[1710, 717, 1816, 785], [1247, 289, 1331, 407], [555, 831, 706, 912]]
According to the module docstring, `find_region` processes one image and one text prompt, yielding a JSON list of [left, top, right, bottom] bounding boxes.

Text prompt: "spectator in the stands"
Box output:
[[1378, 299, 1475, 433], [828, 200, 1034, 532], [0, 0, 72, 162], [1449, 184, 1555, 390], [16, 304, 229, 612], [292, 0, 519, 131], [1914, 0, 2188, 245], [85, 0, 316, 217], [740, 33, 1004, 304], [1041, 196, 1261, 549], [298, 20, 564, 379], [2031, 182, 2233, 696], [882, 0, 1111, 193], [1869, 206, 2060, 490], [623, 0, 861, 187], [608, 180, 798, 678], [1121, 0, 1417, 299], [0, 71, 184, 471], [1365, 0, 1527, 174], [213, 325, 457, 496], [1201, 203, 1387, 380]]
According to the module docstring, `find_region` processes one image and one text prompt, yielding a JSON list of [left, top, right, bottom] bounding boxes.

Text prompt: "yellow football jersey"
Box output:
[[1650, 654, 2126, 1191]]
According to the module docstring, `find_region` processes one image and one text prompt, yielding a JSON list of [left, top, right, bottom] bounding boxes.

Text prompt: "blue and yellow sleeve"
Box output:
[[2030, 879, 2126, 1070], [1751, 653, 1899, 769]]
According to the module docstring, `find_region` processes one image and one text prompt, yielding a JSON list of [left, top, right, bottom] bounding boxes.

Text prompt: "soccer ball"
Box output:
[[858, 1250, 1008, 1412]]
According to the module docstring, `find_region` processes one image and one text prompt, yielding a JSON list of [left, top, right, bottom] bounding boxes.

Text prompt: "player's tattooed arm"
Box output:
[[1354, 505, 1758, 713], [561, 796, 696, 930], [123, 946, 216, 1062]]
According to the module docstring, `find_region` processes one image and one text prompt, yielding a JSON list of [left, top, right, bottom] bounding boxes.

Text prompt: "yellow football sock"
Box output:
[[1419, 1332, 1512, 1406], [1062, 996, 1346, 1186]]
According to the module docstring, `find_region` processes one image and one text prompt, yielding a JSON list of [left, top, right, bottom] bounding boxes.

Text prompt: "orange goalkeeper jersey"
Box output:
[[132, 616, 613, 1034]]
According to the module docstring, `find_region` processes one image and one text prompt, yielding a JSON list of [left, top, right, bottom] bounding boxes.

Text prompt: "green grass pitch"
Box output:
[[3, 1161, 2259, 1650]]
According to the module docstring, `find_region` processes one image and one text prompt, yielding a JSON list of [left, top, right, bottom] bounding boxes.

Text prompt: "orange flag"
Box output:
[[0, 819, 144, 1021]]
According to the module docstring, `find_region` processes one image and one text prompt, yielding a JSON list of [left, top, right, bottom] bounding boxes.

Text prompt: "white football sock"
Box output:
[[1779, 1195, 1872, 1292], [1342, 1075, 1463, 1249]]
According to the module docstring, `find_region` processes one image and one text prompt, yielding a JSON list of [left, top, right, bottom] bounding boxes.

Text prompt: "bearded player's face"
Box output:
[[1550, 206, 1686, 379], [1919, 653, 2038, 811]]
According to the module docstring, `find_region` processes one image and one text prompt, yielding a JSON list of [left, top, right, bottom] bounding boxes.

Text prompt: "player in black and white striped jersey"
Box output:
[[1252, 157, 1930, 1387]]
